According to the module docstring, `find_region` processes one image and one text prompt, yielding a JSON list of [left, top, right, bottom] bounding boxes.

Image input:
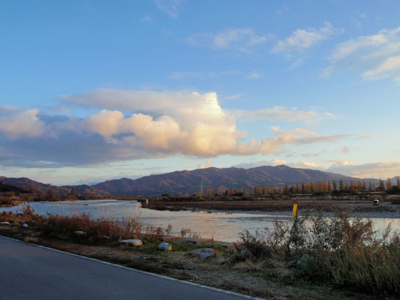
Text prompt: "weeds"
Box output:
[[239, 210, 400, 296]]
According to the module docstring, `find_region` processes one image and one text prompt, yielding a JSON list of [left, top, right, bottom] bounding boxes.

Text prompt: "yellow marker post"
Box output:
[[292, 204, 298, 218]]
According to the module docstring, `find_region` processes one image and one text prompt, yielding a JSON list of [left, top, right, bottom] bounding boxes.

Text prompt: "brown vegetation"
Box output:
[[1, 208, 399, 299]]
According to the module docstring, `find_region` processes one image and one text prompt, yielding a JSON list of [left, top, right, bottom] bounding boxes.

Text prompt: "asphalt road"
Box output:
[[0, 235, 260, 300]]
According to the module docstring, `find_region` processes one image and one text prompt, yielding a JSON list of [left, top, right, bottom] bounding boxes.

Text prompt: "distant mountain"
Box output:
[[0, 181, 34, 194], [2, 165, 391, 197], [93, 165, 382, 196], [0, 176, 109, 196]]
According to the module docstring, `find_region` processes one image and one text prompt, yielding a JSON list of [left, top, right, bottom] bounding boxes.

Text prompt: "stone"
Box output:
[[121, 239, 143, 246], [22, 223, 29, 228], [0, 222, 10, 225], [158, 242, 172, 251], [74, 231, 86, 236], [192, 248, 215, 259], [297, 254, 313, 267]]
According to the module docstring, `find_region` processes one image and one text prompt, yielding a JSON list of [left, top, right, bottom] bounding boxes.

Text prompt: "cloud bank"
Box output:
[[0, 89, 349, 168], [234, 160, 400, 179]]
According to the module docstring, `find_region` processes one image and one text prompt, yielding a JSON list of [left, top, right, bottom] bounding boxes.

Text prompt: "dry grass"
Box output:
[[1, 209, 398, 299], [147, 199, 337, 212], [238, 210, 400, 297]]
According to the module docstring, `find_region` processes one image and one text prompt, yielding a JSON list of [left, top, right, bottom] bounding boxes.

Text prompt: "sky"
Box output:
[[1, 0, 400, 185]]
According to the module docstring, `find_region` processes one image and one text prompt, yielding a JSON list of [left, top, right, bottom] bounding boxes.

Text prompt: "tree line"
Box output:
[[197, 177, 400, 197]]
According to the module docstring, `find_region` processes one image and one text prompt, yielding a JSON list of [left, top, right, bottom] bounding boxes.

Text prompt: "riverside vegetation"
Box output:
[[1, 205, 400, 299]]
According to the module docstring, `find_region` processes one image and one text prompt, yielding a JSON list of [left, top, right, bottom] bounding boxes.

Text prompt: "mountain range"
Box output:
[[0, 176, 109, 196], [1, 165, 386, 196]]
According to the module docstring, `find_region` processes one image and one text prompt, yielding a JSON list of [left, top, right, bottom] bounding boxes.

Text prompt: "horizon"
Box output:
[[1, 1, 400, 185], [3, 164, 399, 187]]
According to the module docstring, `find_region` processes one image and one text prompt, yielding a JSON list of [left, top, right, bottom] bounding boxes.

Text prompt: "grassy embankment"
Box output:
[[143, 195, 399, 213], [1, 204, 400, 299]]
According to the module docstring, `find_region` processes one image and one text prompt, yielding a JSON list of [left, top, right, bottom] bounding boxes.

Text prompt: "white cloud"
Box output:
[[0, 90, 351, 167], [155, 0, 184, 18], [84, 110, 125, 137], [362, 55, 400, 81], [331, 28, 399, 61], [140, 15, 154, 22], [213, 28, 267, 48], [0, 108, 45, 139], [187, 28, 269, 52], [330, 27, 400, 82], [288, 161, 329, 170], [168, 71, 204, 79], [233, 159, 287, 169], [198, 160, 212, 169], [235, 159, 400, 179], [272, 22, 336, 53], [246, 71, 263, 79], [236, 127, 349, 156], [235, 106, 335, 124], [327, 161, 400, 179]]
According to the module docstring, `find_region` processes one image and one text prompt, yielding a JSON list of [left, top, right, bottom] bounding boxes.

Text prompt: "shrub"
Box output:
[[239, 210, 400, 296], [238, 229, 271, 260]]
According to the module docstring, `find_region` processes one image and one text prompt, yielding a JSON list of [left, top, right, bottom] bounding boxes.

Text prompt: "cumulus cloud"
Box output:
[[330, 27, 400, 82], [0, 107, 45, 139], [235, 106, 336, 124], [0, 90, 351, 168], [187, 28, 269, 52], [272, 22, 337, 53]]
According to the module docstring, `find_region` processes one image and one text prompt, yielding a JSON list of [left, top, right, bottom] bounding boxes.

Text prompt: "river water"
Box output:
[[2, 200, 399, 242]]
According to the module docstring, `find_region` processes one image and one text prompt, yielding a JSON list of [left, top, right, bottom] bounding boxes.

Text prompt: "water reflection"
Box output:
[[1, 200, 399, 242]]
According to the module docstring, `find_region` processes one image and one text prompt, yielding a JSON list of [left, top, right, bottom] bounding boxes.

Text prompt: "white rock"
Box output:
[[121, 239, 143, 246], [192, 248, 215, 259], [158, 242, 172, 251], [22, 223, 29, 228], [0, 222, 10, 225], [74, 231, 86, 236]]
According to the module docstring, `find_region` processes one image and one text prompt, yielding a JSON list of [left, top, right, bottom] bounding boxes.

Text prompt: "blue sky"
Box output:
[[1, 0, 400, 185]]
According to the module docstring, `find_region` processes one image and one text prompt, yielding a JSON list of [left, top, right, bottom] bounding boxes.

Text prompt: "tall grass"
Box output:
[[41, 211, 144, 241], [239, 210, 400, 296]]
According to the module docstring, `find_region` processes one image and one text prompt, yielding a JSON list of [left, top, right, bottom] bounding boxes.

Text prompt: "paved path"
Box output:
[[0, 236, 260, 300]]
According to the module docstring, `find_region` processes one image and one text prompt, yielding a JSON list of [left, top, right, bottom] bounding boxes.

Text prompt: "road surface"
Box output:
[[0, 235, 261, 300]]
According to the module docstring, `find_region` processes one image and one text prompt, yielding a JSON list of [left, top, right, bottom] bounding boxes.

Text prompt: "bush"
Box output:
[[239, 210, 400, 296], [41, 212, 143, 241], [238, 229, 271, 260]]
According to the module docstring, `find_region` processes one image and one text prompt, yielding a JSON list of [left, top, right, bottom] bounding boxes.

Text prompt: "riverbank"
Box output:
[[144, 197, 400, 218], [0, 220, 377, 299], [1, 209, 399, 299]]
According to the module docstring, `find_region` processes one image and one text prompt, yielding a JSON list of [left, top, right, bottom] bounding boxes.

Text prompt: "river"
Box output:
[[1, 200, 399, 242]]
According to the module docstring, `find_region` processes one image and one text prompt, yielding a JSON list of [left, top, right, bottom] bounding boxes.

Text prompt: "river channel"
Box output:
[[1, 200, 399, 242]]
